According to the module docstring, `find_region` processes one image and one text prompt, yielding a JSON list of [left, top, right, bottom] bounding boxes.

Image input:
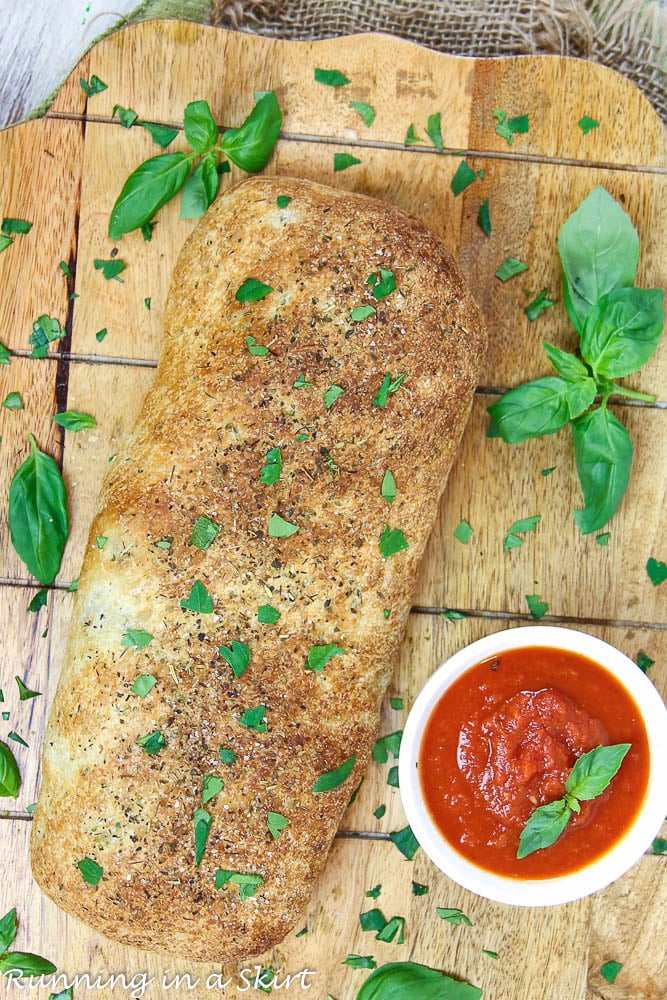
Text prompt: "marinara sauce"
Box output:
[[419, 646, 650, 879]]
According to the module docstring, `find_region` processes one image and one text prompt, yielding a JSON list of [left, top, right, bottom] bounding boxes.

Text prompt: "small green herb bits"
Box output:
[[190, 515, 219, 550], [312, 754, 356, 793], [141, 120, 179, 147], [235, 277, 273, 303], [77, 856, 104, 886], [9, 435, 68, 585], [194, 807, 212, 867], [493, 108, 529, 145], [29, 314, 65, 357], [495, 257, 528, 282], [0, 341, 11, 364], [202, 775, 224, 804], [1, 218, 32, 236], [181, 579, 214, 613], [219, 746, 237, 765], [379, 525, 409, 558], [121, 629, 154, 649], [451, 160, 478, 196], [94, 258, 126, 282], [323, 384, 344, 409], [454, 519, 473, 544], [0, 741, 21, 798], [257, 604, 280, 624], [578, 115, 599, 135], [333, 152, 361, 172], [426, 112, 444, 151], [381, 469, 396, 504], [525, 288, 555, 321], [503, 515, 541, 551], [437, 907, 472, 926], [219, 641, 251, 679], [267, 811, 289, 840], [404, 124, 424, 146], [276, 195, 292, 209], [351, 305, 376, 322], [350, 101, 375, 127], [113, 104, 138, 128], [80, 74, 107, 97], [306, 643, 346, 672], [135, 731, 166, 756], [293, 373, 313, 388], [259, 447, 282, 485], [215, 869, 264, 900], [131, 674, 157, 698], [268, 513, 298, 538], [647, 557, 667, 587], [314, 67, 350, 87], [389, 824, 420, 860], [525, 594, 548, 620], [15, 677, 40, 701], [366, 266, 396, 300], [2, 392, 23, 410], [372, 372, 406, 408], [239, 704, 268, 733], [246, 335, 269, 356], [477, 198, 491, 236]]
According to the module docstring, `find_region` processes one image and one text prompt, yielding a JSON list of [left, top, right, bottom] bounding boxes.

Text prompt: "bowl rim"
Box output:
[[398, 625, 667, 906]]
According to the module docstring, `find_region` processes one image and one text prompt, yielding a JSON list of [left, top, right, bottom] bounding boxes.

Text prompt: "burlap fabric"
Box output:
[[209, 0, 667, 122]]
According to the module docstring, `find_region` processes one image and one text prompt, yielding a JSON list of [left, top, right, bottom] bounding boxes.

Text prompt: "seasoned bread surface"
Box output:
[[31, 176, 486, 962]]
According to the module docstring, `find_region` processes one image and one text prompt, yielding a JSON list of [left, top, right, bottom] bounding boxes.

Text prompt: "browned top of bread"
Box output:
[[31, 176, 486, 963]]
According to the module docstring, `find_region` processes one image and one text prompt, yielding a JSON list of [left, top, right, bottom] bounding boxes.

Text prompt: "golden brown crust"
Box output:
[[31, 176, 486, 961]]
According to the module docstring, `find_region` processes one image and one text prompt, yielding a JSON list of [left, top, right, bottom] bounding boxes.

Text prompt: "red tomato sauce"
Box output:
[[419, 646, 650, 878]]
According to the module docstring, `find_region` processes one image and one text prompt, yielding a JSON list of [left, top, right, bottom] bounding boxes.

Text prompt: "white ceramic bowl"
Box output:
[[399, 626, 667, 906]]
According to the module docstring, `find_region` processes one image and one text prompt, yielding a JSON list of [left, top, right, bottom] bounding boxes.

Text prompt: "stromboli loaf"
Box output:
[[31, 176, 486, 961]]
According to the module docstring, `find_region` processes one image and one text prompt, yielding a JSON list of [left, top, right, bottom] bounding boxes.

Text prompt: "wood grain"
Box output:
[[0, 20, 665, 1000]]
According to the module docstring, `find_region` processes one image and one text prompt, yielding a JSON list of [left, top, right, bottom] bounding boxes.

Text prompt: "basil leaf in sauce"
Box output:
[[517, 798, 572, 859], [565, 743, 631, 801]]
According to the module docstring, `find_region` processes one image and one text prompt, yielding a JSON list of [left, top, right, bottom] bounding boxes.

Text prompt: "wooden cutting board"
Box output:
[[0, 19, 665, 1000]]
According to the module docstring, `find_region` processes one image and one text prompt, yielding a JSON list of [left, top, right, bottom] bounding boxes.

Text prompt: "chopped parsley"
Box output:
[[525, 288, 555, 321], [293, 373, 313, 388], [503, 515, 541, 551], [323, 384, 344, 409], [215, 869, 264, 899], [477, 198, 491, 236], [306, 643, 346, 671], [372, 731, 402, 763], [79, 74, 107, 97], [268, 513, 298, 538], [113, 104, 138, 128], [77, 857, 104, 886], [140, 121, 179, 146], [276, 195, 292, 208], [194, 807, 212, 866], [235, 278, 272, 303], [495, 257, 528, 282], [96, 536, 107, 549], [372, 372, 406, 407], [379, 525, 408, 558], [493, 108, 529, 145], [267, 811, 289, 839], [647, 556, 667, 586], [390, 697, 403, 710], [181, 580, 214, 613], [121, 629, 154, 649], [14, 677, 40, 701], [450, 160, 478, 196], [312, 753, 356, 792], [600, 961, 622, 985], [259, 447, 282, 485], [426, 112, 444, 151], [525, 594, 549, 620], [636, 652, 654, 673], [2, 392, 23, 410], [202, 775, 224, 804], [219, 746, 237, 765], [343, 955, 377, 970], [381, 470, 396, 503], [1, 218, 32, 236], [135, 731, 166, 756], [350, 101, 375, 127], [94, 258, 126, 281], [30, 314, 65, 357], [350, 305, 376, 322], [454, 519, 473, 544], [239, 704, 267, 733], [412, 881, 429, 896], [333, 152, 361, 172], [314, 68, 350, 87], [190, 515, 219, 550], [389, 824, 419, 860], [360, 909, 386, 932], [578, 115, 599, 134], [596, 532, 611, 546], [366, 267, 396, 300], [387, 766, 399, 787], [440, 609, 466, 621], [258, 604, 280, 624], [373, 804, 386, 819], [219, 641, 251, 678], [437, 907, 472, 926], [27, 589, 47, 613], [246, 335, 269, 356], [131, 674, 156, 698]]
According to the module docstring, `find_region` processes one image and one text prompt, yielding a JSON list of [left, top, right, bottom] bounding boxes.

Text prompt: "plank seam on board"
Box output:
[[41, 111, 667, 176]]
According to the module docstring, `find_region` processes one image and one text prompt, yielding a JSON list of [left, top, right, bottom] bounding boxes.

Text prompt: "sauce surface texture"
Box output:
[[419, 645, 650, 878]]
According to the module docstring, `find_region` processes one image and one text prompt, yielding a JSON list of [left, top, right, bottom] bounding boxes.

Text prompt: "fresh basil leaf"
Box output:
[[312, 754, 356, 792], [580, 287, 664, 379], [646, 557, 667, 586], [0, 953, 57, 977], [246, 335, 269, 356], [267, 811, 289, 839], [578, 116, 599, 134], [27, 588, 47, 613], [179, 155, 219, 219], [190, 515, 219, 550], [108, 152, 191, 239], [0, 908, 18, 955], [351, 305, 376, 322], [140, 121, 179, 147], [453, 519, 473, 544], [80, 74, 107, 97], [404, 125, 424, 146], [600, 961, 622, 984], [542, 342, 589, 381], [236, 277, 272, 303], [0, 235, 12, 253], [259, 447, 282, 485], [323, 384, 344, 409], [477, 198, 491, 236], [389, 825, 419, 860], [495, 257, 528, 282], [525, 287, 555, 321], [77, 856, 103, 885], [571, 407, 632, 533], [2, 392, 23, 410], [221, 91, 282, 173], [0, 742, 20, 798], [239, 704, 267, 733], [194, 807, 212, 867], [9, 435, 68, 585], [268, 513, 298, 538], [372, 372, 406, 407], [367, 267, 396, 300], [1, 218, 32, 236], [381, 470, 396, 504], [219, 641, 251, 678], [356, 961, 482, 1000], [436, 907, 472, 926], [131, 674, 156, 698], [450, 161, 477, 196], [135, 731, 165, 756], [350, 101, 375, 127], [180, 580, 214, 613], [258, 604, 280, 624], [517, 797, 572, 858], [215, 870, 264, 899], [558, 186, 639, 333], [487, 376, 594, 444], [29, 314, 65, 357], [525, 594, 548, 619], [183, 100, 218, 153], [426, 113, 444, 151], [306, 643, 346, 672], [202, 775, 224, 804], [334, 153, 361, 172], [15, 677, 40, 701], [565, 743, 631, 800], [113, 104, 138, 128], [122, 629, 153, 649], [314, 67, 350, 87], [52, 410, 97, 432], [379, 525, 408, 558]]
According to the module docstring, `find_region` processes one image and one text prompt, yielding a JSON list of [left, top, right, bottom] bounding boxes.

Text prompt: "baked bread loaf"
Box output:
[[31, 176, 486, 961]]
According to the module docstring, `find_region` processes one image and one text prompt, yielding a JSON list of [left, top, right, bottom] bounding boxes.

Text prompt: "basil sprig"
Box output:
[[355, 962, 482, 1000], [109, 92, 282, 238], [9, 435, 69, 584], [488, 187, 664, 533], [0, 909, 57, 980], [517, 742, 630, 859]]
